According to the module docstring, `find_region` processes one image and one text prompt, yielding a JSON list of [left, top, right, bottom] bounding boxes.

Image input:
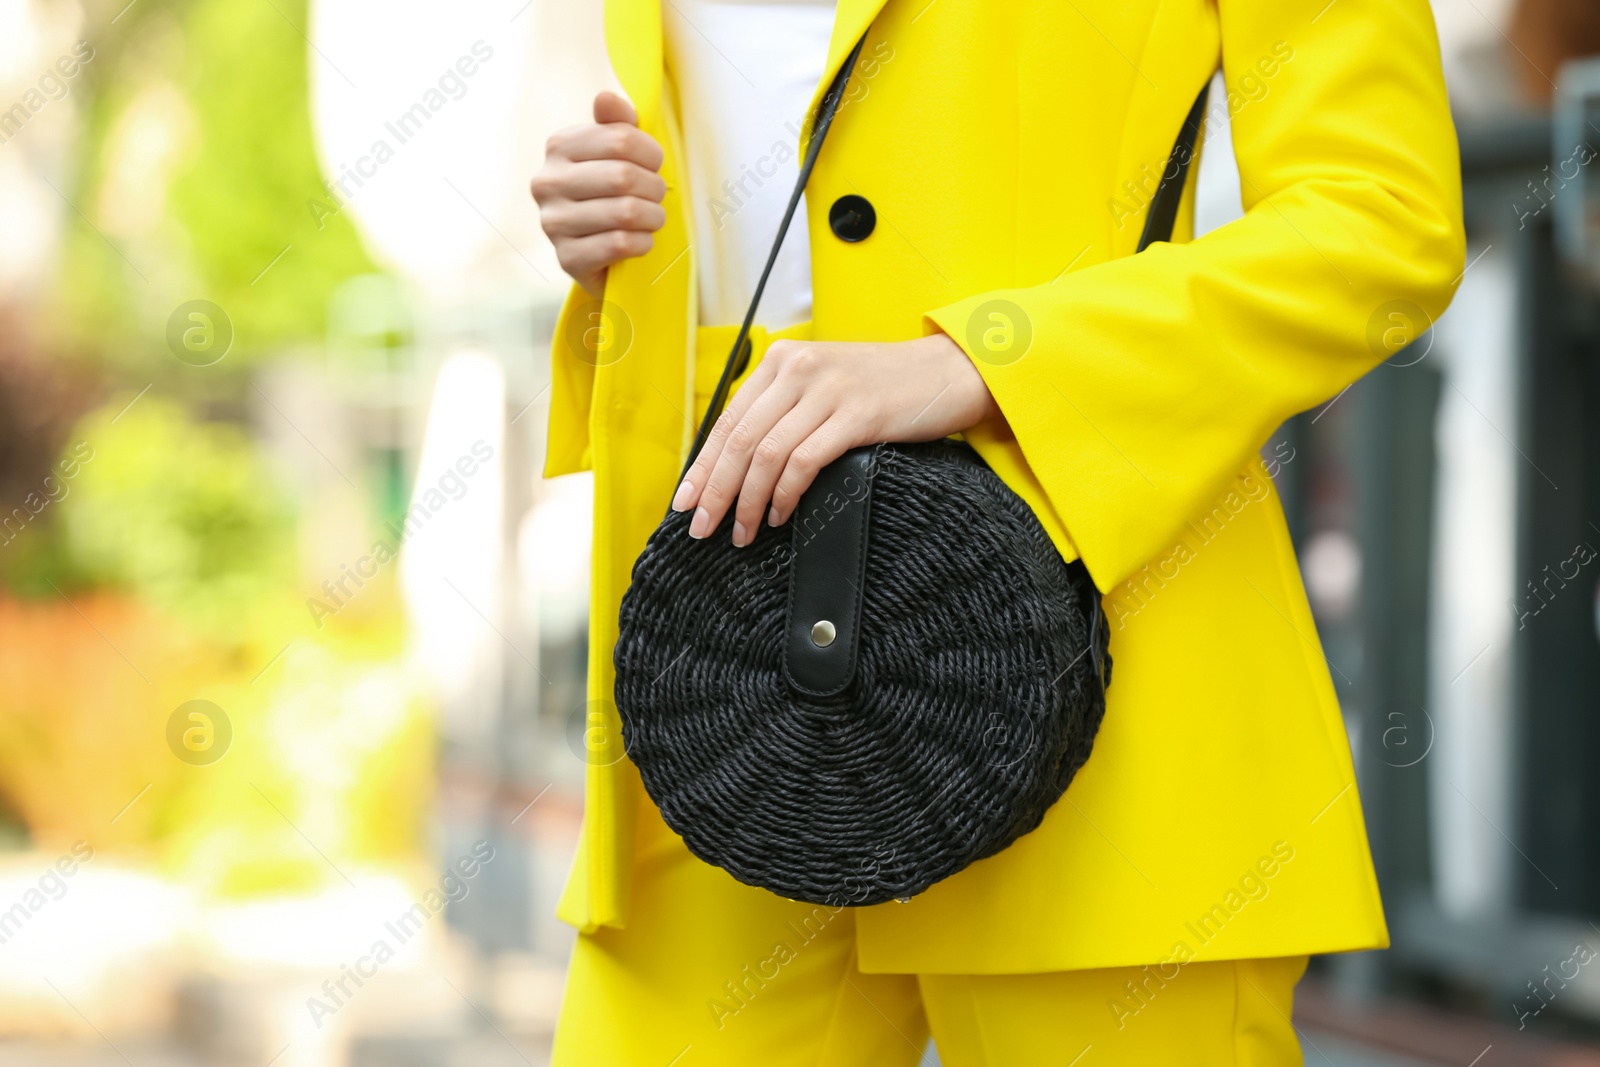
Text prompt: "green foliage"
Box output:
[[53, 393, 297, 633], [167, 0, 374, 350], [55, 0, 374, 366]]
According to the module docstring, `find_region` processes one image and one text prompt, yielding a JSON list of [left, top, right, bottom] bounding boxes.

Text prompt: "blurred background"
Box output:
[[0, 0, 1597, 1064]]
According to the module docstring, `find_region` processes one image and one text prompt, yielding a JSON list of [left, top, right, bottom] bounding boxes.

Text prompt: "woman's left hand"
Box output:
[[671, 331, 999, 546]]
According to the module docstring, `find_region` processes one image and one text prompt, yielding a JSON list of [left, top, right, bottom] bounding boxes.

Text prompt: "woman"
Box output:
[[530, 0, 1463, 1061]]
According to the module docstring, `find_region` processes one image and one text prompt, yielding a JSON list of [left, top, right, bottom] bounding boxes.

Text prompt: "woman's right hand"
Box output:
[[531, 91, 667, 299]]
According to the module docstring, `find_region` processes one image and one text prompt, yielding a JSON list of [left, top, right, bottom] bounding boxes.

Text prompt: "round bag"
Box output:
[[616, 439, 1111, 906]]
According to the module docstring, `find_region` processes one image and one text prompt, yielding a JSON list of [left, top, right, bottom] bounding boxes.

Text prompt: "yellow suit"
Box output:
[[545, 0, 1463, 983]]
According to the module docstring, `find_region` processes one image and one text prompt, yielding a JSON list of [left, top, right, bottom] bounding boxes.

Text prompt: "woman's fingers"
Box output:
[[531, 159, 666, 208], [729, 403, 832, 543], [685, 373, 802, 541], [671, 341, 873, 545], [672, 357, 779, 511], [591, 90, 638, 127], [548, 120, 665, 172], [538, 195, 665, 239], [552, 230, 655, 287], [769, 416, 856, 527], [530, 91, 665, 295]]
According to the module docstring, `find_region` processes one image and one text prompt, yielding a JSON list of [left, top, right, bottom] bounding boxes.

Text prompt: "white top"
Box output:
[[661, 0, 837, 329]]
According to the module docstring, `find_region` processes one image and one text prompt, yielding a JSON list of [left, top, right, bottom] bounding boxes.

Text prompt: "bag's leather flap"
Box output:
[[784, 446, 879, 696]]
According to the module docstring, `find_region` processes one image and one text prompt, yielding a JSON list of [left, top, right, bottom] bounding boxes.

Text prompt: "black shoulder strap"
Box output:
[[681, 57, 1211, 480], [1138, 83, 1211, 253]]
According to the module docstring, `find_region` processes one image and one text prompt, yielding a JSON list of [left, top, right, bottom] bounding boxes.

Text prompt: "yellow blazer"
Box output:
[[544, 0, 1464, 974]]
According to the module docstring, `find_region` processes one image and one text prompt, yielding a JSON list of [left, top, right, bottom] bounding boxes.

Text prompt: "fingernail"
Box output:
[[768, 507, 782, 527], [671, 479, 694, 512], [733, 522, 749, 547], [688, 507, 710, 539]]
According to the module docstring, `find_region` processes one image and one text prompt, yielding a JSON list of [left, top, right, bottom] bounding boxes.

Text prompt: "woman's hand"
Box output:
[[672, 332, 999, 545], [531, 92, 665, 298]]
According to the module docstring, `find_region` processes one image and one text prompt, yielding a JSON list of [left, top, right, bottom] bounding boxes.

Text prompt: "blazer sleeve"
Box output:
[[923, 0, 1465, 593], [545, 283, 598, 478]]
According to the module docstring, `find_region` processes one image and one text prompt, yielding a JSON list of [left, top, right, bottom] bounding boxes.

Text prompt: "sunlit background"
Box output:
[[0, 0, 1598, 1063]]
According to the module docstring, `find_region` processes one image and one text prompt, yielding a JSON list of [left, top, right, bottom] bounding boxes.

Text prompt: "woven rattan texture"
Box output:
[[615, 440, 1110, 907]]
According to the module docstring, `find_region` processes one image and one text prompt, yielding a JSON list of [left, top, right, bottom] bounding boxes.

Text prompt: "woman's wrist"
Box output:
[[905, 330, 1000, 434]]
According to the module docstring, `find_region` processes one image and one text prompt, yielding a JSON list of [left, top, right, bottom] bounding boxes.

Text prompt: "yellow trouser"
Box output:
[[552, 793, 1308, 1066]]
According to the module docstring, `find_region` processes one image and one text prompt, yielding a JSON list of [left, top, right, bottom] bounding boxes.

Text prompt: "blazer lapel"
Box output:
[[605, 0, 665, 128], [799, 0, 891, 141]]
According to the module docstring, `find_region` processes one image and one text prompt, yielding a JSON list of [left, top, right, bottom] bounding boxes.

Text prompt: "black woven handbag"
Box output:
[[615, 38, 1209, 907]]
